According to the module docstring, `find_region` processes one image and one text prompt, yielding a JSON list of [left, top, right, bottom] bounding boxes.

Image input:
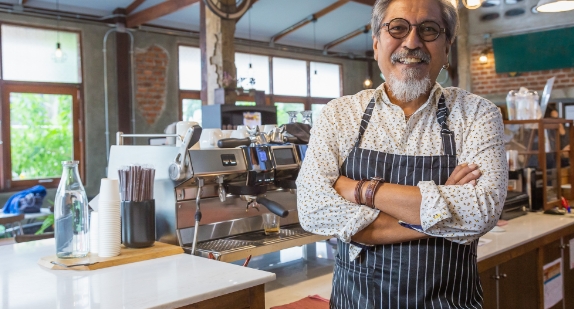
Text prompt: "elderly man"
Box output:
[[296, 0, 507, 308]]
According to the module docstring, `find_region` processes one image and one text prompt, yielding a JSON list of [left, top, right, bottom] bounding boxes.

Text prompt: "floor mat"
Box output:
[[270, 295, 329, 309]]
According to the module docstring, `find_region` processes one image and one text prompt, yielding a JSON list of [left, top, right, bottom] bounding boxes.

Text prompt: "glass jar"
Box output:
[[54, 161, 89, 258], [286, 111, 299, 124], [300, 110, 313, 126]]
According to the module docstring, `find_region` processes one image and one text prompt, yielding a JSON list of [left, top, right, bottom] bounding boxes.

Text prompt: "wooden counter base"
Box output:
[[179, 284, 264, 309]]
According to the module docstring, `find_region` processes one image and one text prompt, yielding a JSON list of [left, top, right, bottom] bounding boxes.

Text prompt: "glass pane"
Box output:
[[236, 53, 270, 93], [236, 101, 256, 106], [310, 62, 341, 98], [275, 103, 305, 126], [312, 104, 326, 124], [10, 93, 73, 180], [182, 99, 202, 126], [1, 25, 81, 83], [272, 58, 307, 96], [179, 46, 201, 90]]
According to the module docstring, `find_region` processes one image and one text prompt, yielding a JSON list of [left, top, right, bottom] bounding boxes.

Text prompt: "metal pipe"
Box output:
[[103, 28, 135, 160]]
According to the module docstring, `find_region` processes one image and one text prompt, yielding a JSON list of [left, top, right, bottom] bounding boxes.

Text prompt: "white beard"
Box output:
[[386, 69, 432, 103]]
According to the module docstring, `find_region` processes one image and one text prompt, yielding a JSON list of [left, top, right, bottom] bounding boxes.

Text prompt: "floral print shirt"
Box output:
[[296, 83, 508, 260]]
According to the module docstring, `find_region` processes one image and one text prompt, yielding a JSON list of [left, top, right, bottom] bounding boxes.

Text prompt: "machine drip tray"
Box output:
[[183, 225, 330, 262]]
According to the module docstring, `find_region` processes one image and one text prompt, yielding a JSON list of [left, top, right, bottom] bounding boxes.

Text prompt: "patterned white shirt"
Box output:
[[296, 83, 508, 260]]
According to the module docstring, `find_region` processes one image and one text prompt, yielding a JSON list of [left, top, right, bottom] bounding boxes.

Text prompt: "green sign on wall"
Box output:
[[492, 27, 574, 74]]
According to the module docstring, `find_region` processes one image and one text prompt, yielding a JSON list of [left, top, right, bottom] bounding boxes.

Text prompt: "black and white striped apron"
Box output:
[[331, 94, 482, 309]]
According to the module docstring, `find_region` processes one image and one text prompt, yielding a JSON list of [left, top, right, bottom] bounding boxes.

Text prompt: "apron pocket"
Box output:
[[331, 255, 375, 309]]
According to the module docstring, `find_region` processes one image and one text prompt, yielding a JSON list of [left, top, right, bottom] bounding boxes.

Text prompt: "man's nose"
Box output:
[[402, 26, 424, 50]]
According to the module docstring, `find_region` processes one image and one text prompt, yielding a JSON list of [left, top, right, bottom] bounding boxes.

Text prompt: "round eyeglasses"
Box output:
[[382, 18, 446, 42]]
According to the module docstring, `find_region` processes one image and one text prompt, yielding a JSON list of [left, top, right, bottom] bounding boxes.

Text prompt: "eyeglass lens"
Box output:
[[387, 18, 442, 42]]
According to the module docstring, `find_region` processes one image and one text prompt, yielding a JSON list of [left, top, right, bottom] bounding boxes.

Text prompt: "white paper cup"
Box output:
[[99, 178, 120, 202]]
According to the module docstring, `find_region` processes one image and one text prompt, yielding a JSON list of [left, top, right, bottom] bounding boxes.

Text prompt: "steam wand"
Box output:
[[191, 178, 204, 255]]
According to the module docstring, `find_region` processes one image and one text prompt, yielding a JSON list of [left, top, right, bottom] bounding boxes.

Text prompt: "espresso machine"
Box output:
[[107, 126, 327, 262]]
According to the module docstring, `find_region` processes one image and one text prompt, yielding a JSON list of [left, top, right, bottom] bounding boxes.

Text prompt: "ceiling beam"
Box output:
[[350, 0, 376, 6], [126, 0, 200, 28], [323, 24, 371, 52], [270, 0, 349, 45], [126, 0, 146, 15]]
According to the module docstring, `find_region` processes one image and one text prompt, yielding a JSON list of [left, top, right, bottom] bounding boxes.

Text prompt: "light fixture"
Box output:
[[363, 30, 372, 89], [535, 0, 574, 12], [53, 0, 67, 63], [478, 33, 491, 64], [462, 0, 485, 9]]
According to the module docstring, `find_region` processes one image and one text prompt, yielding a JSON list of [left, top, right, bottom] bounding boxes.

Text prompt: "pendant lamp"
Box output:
[[462, 0, 485, 9]]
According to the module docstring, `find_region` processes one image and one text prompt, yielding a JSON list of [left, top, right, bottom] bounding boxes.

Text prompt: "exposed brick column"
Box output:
[[200, 0, 236, 106], [134, 45, 169, 125]]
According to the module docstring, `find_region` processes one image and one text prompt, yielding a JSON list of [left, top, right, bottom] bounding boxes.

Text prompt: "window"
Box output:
[[0, 24, 84, 190], [311, 103, 327, 125], [310, 62, 341, 98], [236, 53, 270, 93], [1, 24, 81, 83], [272, 58, 307, 97], [178, 45, 202, 124], [178, 46, 201, 91]]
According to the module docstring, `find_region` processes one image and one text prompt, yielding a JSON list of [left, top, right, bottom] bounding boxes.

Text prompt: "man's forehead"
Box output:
[[384, 0, 443, 23]]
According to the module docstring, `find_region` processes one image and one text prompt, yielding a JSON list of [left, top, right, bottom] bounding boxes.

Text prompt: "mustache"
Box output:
[[390, 49, 431, 64]]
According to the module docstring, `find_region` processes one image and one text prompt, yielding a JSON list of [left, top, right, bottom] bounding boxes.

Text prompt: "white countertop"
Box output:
[[0, 239, 275, 309], [478, 212, 574, 261]]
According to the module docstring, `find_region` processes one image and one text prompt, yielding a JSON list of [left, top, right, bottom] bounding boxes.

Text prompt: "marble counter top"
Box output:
[[0, 239, 275, 309], [478, 212, 574, 261]]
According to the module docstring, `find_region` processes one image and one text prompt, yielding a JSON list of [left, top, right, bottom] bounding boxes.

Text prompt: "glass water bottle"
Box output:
[[55, 161, 89, 258]]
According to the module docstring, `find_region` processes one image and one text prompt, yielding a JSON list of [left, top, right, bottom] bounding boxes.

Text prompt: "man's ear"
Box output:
[[373, 35, 379, 61]]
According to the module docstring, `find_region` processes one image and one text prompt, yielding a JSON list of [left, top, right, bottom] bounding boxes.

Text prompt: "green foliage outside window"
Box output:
[[10, 93, 73, 180], [275, 103, 305, 125]]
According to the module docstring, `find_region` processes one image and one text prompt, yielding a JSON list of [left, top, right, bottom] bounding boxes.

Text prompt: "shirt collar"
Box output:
[[373, 82, 443, 111]]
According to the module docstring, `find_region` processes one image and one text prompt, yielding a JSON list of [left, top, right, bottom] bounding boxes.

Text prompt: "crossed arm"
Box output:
[[333, 164, 482, 245]]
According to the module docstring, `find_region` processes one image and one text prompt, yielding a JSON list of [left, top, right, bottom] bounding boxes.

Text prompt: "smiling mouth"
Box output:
[[398, 57, 425, 65]]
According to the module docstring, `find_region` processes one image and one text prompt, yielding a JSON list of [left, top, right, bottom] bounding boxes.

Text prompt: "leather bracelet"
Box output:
[[354, 179, 367, 205], [365, 177, 384, 209]]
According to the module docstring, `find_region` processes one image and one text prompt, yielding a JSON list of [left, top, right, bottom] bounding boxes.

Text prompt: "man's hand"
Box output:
[[445, 163, 482, 186]]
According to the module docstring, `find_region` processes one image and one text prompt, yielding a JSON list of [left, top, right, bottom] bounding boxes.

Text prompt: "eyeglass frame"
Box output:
[[381, 18, 446, 42]]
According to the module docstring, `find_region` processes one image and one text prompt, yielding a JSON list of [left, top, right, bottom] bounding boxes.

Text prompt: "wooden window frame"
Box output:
[[0, 23, 85, 192], [0, 82, 84, 191]]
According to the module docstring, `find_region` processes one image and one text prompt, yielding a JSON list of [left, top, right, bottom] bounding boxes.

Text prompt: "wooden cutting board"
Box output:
[[37, 242, 184, 271]]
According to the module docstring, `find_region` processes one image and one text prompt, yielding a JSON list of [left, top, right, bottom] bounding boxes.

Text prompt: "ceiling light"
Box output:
[[535, 0, 574, 12], [479, 49, 489, 64], [463, 0, 486, 9], [363, 77, 372, 89]]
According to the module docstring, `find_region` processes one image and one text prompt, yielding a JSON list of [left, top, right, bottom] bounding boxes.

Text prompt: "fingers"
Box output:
[[456, 169, 481, 185], [445, 163, 481, 186]]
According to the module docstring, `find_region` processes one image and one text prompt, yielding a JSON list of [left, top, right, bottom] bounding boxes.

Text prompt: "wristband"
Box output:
[[354, 179, 367, 205], [365, 177, 384, 209]]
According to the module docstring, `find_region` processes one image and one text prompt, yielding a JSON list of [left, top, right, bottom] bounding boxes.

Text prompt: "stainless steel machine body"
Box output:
[[107, 133, 328, 262]]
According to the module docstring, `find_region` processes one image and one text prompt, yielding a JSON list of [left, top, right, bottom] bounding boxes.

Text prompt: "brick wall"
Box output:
[[135, 44, 169, 125], [470, 45, 574, 96]]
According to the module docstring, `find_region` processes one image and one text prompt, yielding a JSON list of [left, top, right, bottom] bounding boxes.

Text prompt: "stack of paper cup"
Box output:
[[98, 178, 121, 257], [89, 211, 99, 254]]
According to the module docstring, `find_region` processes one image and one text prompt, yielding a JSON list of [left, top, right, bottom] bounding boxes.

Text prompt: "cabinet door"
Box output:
[[542, 239, 563, 309], [479, 267, 498, 309], [564, 234, 574, 309], [498, 249, 539, 309]]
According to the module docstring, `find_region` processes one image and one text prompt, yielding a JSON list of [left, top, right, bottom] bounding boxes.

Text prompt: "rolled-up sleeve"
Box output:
[[296, 101, 379, 243], [417, 101, 508, 244]]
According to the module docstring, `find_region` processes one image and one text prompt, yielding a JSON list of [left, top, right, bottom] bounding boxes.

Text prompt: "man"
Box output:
[[296, 0, 507, 308]]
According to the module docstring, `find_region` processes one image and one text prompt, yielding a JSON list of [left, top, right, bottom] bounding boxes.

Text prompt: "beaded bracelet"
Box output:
[[354, 179, 368, 205], [365, 177, 384, 209]]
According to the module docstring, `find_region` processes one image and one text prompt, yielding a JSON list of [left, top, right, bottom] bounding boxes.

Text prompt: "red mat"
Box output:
[[270, 295, 330, 309]]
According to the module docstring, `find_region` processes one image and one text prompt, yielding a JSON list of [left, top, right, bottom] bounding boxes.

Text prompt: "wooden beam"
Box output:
[[126, 0, 200, 28], [323, 24, 371, 52], [270, 0, 349, 44], [350, 0, 376, 6], [126, 0, 146, 15]]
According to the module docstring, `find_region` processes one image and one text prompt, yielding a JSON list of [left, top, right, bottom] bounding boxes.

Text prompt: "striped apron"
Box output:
[[331, 94, 482, 309]]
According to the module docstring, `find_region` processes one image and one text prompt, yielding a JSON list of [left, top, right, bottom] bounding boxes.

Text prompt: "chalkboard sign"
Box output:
[[492, 27, 574, 74]]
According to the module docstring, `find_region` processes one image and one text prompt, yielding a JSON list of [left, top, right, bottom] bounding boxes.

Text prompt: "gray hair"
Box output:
[[371, 0, 459, 44]]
